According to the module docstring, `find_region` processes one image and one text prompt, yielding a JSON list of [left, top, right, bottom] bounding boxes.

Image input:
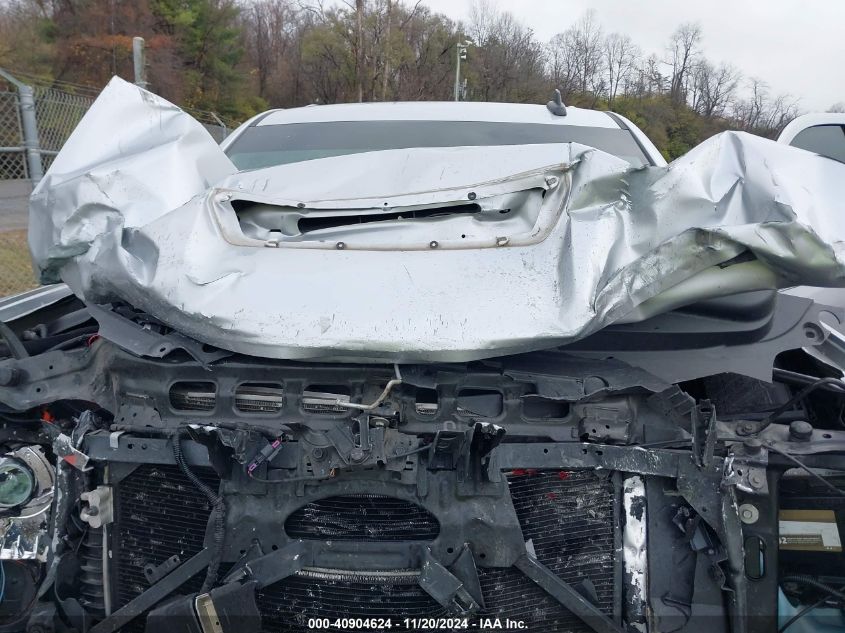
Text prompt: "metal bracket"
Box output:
[[418, 549, 480, 616], [89, 548, 213, 633], [53, 432, 92, 472], [143, 554, 181, 585], [692, 401, 717, 467], [79, 486, 114, 528], [514, 554, 623, 633], [577, 404, 631, 443], [428, 422, 505, 483]]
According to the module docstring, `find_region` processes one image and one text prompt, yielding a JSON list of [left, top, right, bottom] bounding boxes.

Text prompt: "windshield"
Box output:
[[225, 120, 651, 170]]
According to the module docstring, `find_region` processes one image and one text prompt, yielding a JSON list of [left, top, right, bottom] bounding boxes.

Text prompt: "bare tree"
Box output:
[[628, 53, 666, 97], [572, 10, 604, 96], [547, 10, 604, 103], [667, 22, 701, 104], [603, 32, 638, 108], [732, 77, 800, 137], [467, 1, 547, 102], [546, 32, 578, 98], [692, 60, 740, 118]]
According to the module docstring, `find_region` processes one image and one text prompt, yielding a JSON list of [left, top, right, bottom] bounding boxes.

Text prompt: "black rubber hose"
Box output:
[[0, 321, 28, 359], [778, 588, 845, 633], [760, 377, 845, 429], [172, 432, 225, 593], [781, 575, 845, 602]]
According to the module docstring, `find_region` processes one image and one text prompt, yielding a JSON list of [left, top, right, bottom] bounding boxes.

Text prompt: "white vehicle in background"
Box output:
[[220, 99, 667, 169], [779, 112, 845, 164]]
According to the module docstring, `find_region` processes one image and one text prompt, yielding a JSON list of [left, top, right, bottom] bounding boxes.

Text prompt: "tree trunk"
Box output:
[[381, 0, 391, 101], [356, 0, 364, 102]]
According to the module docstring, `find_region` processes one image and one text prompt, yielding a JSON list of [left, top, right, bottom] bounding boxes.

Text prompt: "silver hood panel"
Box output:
[[28, 78, 845, 362]]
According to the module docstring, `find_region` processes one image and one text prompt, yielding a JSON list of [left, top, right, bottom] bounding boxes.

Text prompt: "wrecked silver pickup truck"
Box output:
[[1, 78, 844, 633]]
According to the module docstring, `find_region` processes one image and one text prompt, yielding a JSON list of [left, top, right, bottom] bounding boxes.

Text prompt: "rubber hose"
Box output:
[[172, 432, 226, 593]]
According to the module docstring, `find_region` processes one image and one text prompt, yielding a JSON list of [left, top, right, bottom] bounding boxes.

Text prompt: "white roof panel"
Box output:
[[256, 101, 619, 128]]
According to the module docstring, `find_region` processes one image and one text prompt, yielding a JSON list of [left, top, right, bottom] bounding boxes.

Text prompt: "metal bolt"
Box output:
[[429, 241, 439, 249], [297, 202, 306, 208], [739, 503, 759, 524], [0, 367, 20, 387], [467, 192, 477, 200], [349, 447, 365, 463], [789, 420, 813, 441], [544, 175, 559, 188], [336, 242, 346, 250], [312, 448, 325, 460], [743, 438, 763, 454], [737, 422, 755, 436], [748, 472, 765, 489], [495, 236, 509, 247]]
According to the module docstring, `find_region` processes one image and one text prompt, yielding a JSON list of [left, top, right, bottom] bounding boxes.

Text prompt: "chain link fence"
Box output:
[[0, 69, 236, 298], [34, 86, 95, 173], [0, 91, 25, 180]]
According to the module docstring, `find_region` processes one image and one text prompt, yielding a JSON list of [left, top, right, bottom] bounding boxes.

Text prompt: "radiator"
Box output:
[[112, 466, 618, 633]]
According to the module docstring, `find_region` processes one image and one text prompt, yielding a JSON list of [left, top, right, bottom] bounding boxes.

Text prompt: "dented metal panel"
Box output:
[[28, 78, 845, 362]]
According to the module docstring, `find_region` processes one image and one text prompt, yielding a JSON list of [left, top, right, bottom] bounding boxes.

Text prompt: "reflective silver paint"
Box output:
[[28, 78, 845, 362]]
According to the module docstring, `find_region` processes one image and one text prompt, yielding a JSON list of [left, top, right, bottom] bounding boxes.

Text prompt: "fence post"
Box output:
[[0, 67, 43, 183], [18, 85, 43, 183], [133, 37, 148, 89], [209, 112, 228, 140]]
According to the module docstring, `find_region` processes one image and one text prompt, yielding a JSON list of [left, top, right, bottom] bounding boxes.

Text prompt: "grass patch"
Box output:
[[0, 230, 38, 297]]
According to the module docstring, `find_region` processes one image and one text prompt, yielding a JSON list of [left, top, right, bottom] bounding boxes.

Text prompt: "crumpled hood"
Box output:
[[28, 77, 845, 362]]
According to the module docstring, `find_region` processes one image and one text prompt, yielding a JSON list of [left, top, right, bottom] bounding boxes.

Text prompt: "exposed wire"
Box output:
[[635, 439, 693, 448], [387, 442, 432, 460], [761, 377, 845, 428], [781, 576, 845, 602], [780, 575, 845, 632], [331, 365, 403, 411], [247, 469, 336, 485], [778, 595, 835, 633], [246, 442, 432, 484], [767, 444, 845, 497], [774, 368, 845, 394], [0, 560, 5, 604], [172, 432, 225, 592]]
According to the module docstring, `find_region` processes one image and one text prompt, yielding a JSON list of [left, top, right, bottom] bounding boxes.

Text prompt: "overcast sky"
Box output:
[[421, 0, 844, 112]]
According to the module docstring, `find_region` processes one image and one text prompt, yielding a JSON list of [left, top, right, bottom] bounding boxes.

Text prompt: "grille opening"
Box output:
[[169, 381, 217, 412], [456, 388, 503, 417], [522, 396, 570, 420], [257, 573, 444, 632], [297, 203, 481, 234], [234, 383, 285, 414], [302, 385, 351, 414], [115, 464, 220, 624], [414, 388, 439, 416], [285, 494, 439, 541]]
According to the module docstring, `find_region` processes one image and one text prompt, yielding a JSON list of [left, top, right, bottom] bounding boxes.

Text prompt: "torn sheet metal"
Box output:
[[622, 476, 647, 632], [28, 77, 845, 362]]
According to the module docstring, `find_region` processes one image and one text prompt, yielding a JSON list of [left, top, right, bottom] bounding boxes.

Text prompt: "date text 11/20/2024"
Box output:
[[307, 618, 529, 630]]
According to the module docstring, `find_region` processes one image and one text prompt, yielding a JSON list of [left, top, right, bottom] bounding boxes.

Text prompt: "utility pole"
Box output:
[[132, 37, 147, 89], [453, 40, 471, 101]]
